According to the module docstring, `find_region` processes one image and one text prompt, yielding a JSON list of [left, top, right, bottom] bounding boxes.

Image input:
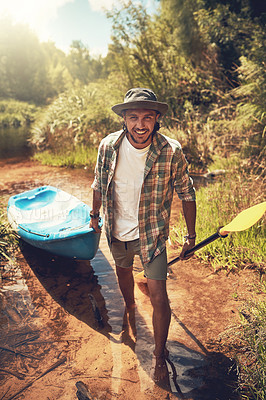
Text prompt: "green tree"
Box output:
[[42, 42, 74, 98], [66, 40, 105, 85], [107, 1, 218, 124], [0, 18, 51, 103]]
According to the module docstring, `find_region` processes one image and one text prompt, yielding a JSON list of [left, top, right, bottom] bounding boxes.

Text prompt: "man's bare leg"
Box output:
[[147, 278, 171, 382], [116, 265, 135, 309]]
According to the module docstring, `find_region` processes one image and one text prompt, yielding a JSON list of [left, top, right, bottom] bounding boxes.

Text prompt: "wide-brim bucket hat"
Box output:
[[112, 88, 168, 117]]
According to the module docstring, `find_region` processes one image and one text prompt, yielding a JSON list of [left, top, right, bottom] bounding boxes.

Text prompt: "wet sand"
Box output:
[[0, 158, 263, 399]]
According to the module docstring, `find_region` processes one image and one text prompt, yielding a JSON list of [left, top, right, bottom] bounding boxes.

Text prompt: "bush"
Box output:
[[29, 78, 127, 152]]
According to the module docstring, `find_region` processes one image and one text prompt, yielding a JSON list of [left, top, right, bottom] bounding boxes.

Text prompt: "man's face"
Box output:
[[123, 108, 159, 149]]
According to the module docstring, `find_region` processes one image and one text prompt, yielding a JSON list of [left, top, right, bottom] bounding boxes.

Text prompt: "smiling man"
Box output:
[[90, 88, 196, 382]]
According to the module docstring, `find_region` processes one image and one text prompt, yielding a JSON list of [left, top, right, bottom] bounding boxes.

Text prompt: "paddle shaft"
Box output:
[[167, 230, 227, 267]]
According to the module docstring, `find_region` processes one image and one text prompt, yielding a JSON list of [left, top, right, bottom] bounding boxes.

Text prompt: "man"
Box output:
[[90, 88, 196, 382]]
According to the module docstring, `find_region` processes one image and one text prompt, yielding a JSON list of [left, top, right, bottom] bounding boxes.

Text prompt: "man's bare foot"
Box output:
[[126, 305, 137, 339], [121, 309, 136, 350], [153, 354, 169, 382], [153, 348, 170, 382]]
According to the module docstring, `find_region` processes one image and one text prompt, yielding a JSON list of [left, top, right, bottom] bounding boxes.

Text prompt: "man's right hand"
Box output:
[[89, 217, 101, 233]]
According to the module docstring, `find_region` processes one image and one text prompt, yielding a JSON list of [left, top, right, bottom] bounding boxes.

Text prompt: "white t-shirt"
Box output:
[[112, 135, 150, 241]]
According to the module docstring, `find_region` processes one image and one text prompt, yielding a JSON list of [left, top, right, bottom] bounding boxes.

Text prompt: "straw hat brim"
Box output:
[[112, 100, 168, 117]]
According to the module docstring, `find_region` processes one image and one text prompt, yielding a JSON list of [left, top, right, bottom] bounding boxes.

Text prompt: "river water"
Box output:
[[0, 127, 32, 159]]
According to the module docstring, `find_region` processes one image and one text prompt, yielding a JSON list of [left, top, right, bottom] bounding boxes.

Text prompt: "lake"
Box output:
[[0, 126, 32, 159]]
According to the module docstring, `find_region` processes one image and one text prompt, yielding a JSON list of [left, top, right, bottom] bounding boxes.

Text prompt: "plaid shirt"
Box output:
[[91, 129, 195, 266]]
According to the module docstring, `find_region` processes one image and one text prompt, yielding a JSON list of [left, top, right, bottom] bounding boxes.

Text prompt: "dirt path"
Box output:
[[0, 158, 263, 400]]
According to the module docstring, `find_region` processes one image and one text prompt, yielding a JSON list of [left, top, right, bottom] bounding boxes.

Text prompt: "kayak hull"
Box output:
[[7, 186, 102, 260]]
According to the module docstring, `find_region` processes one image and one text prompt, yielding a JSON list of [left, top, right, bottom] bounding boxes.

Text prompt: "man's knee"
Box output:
[[148, 281, 169, 309], [151, 293, 170, 310]]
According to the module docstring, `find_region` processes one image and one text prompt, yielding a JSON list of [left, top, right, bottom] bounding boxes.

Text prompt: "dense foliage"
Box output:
[[1, 0, 265, 170]]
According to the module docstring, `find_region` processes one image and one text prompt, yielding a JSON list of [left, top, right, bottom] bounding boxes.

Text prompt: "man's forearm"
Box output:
[[92, 189, 102, 213], [182, 200, 196, 236]]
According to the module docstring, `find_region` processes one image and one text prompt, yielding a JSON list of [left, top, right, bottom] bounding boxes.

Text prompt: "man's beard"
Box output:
[[126, 130, 153, 145]]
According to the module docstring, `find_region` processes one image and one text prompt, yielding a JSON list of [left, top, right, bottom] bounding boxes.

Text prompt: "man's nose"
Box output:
[[136, 118, 145, 129]]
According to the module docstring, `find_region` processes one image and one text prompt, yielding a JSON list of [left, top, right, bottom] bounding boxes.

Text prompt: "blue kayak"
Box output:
[[7, 186, 102, 260]]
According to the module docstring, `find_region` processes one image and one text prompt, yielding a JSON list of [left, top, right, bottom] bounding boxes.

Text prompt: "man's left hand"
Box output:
[[179, 237, 196, 260]]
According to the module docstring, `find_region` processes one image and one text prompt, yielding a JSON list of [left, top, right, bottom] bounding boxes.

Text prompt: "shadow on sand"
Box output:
[[20, 241, 112, 336]]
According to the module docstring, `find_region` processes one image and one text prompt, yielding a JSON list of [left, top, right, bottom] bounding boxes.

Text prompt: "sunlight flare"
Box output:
[[0, 0, 74, 38]]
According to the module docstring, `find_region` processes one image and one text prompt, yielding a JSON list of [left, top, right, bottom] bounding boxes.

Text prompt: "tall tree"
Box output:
[[0, 18, 51, 103], [66, 40, 105, 85], [161, 0, 266, 83], [107, 1, 218, 123]]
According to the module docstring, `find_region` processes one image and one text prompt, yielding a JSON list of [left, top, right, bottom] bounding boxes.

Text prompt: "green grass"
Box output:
[[207, 153, 242, 172], [171, 170, 265, 273], [32, 145, 98, 169], [237, 300, 266, 400], [221, 299, 266, 400], [238, 302, 266, 400], [0, 208, 18, 263]]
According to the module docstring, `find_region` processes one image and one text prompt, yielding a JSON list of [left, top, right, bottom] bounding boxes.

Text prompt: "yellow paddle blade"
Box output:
[[219, 201, 266, 235], [135, 270, 145, 280]]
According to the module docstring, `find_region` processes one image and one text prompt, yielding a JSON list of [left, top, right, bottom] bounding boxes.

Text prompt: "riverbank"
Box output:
[[0, 158, 265, 400]]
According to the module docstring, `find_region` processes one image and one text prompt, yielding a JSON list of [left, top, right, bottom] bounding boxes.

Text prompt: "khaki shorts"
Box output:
[[111, 237, 168, 280]]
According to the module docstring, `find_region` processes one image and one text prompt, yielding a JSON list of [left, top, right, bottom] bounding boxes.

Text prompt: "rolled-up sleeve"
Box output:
[[173, 150, 196, 201], [91, 141, 104, 193]]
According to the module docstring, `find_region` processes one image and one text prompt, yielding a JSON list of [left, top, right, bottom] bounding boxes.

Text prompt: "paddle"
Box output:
[[136, 201, 266, 278]]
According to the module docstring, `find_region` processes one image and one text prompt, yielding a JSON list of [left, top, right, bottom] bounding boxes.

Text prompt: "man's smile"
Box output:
[[134, 129, 147, 134]]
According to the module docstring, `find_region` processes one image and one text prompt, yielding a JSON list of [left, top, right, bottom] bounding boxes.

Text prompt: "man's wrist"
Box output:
[[90, 210, 100, 219], [184, 233, 196, 240]]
